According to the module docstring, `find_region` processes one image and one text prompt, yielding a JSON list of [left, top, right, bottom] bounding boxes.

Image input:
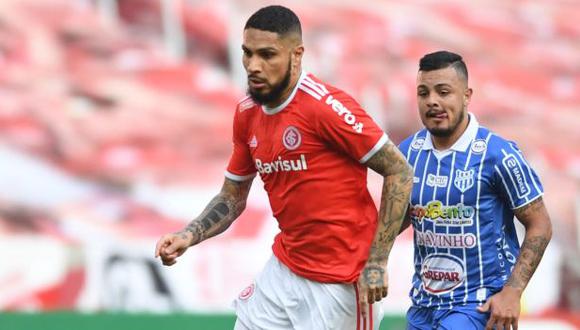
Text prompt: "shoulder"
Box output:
[[297, 73, 360, 108], [399, 129, 428, 156], [478, 127, 522, 162], [234, 96, 259, 122]]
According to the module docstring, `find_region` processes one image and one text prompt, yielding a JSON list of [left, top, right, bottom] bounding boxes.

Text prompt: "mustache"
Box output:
[[426, 109, 445, 117], [248, 75, 266, 83]]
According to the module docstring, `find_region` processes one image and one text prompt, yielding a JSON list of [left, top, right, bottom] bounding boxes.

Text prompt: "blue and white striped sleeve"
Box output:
[[493, 141, 544, 210]]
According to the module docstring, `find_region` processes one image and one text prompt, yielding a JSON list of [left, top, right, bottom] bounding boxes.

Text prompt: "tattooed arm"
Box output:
[[357, 140, 413, 312], [398, 207, 412, 235], [477, 197, 552, 330], [155, 177, 253, 266], [506, 197, 552, 291]]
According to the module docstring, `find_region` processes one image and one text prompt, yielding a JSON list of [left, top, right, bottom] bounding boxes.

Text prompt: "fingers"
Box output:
[[155, 234, 187, 266], [359, 300, 368, 319], [161, 257, 177, 266], [155, 236, 170, 258], [512, 317, 519, 330], [486, 313, 518, 330], [485, 313, 497, 330], [381, 286, 388, 299], [366, 287, 387, 304], [477, 300, 491, 313], [165, 240, 181, 255], [357, 279, 369, 318]]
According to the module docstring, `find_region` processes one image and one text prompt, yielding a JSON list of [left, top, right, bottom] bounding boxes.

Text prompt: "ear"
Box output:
[[292, 45, 305, 70], [464, 87, 473, 106]]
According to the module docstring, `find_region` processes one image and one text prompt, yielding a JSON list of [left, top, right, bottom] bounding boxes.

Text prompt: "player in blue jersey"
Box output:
[[398, 51, 552, 330]]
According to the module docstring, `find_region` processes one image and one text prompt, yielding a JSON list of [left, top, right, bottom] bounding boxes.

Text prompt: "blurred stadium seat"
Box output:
[[0, 0, 578, 328]]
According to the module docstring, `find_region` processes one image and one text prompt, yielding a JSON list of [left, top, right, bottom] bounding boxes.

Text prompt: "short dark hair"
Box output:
[[244, 5, 302, 38], [419, 51, 468, 82]]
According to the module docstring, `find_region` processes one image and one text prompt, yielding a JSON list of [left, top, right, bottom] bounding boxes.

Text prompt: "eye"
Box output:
[[417, 91, 428, 97], [439, 90, 449, 96], [261, 52, 275, 59]]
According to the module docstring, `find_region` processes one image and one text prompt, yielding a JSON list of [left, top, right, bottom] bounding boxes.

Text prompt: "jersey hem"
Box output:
[[273, 248, 359, 284]]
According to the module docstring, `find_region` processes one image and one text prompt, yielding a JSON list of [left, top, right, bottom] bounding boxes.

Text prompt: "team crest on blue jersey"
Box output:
[[282, 126, 301, 150], [454, 169, 475, 193]]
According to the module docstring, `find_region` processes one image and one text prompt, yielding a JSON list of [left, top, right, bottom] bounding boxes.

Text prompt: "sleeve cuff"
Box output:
[[224, 170, 256, 182], [359, 133, 389, 163], [512, 193, 544, 211]]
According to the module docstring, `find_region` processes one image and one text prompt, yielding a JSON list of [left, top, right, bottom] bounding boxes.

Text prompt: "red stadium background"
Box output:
[[0, 0, 578, 329]]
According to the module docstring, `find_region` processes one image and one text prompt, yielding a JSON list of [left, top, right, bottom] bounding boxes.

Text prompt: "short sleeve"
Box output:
[[315, 90, 388, 163], [225, 108, 256, 181], [493, 141, 543, 209]]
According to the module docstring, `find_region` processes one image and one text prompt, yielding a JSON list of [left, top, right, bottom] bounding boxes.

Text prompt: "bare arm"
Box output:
[[506, 197, 552, 293], [477, 196, 552, 330], [365, 140, 413, 264], [398, 207, 412, 235], [181, 177, 253, 245], [358, 140, 413, 305], [155, 177, 253, 265]]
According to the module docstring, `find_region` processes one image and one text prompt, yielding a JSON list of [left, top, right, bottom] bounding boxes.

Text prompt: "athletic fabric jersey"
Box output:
[[398, 114, 543, 309], [226, 71, 388, 283]]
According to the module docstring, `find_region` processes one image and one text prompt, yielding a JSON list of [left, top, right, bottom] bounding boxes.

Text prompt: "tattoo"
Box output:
[[506, 235, 550, 290], [181, 178, 252, 245], [513, 197, 543, 218], [363, 265, 385, 286], [200, 203, 230, 230], [506, 197, 551, 291], [364, 141, 413, 261]]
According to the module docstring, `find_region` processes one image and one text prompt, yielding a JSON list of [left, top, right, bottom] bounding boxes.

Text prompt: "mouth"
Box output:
[[426, 110, 448, 120], [248, 77, 267, 89]]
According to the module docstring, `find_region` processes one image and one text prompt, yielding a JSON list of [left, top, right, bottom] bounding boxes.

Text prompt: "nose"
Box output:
[[245, 55, 262, 76], [425, 93, 439, 109]]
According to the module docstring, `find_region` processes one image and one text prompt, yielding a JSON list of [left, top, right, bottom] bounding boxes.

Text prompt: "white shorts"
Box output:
[[232, 255, 383, 330]]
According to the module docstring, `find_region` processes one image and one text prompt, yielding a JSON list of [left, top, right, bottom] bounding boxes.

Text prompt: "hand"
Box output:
[[154, 231, 194, 266], [477, 286, 522, 330], [357, 262, 388, 319]]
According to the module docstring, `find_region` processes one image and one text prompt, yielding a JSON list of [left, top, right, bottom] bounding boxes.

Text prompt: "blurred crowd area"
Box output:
[[0, 0, 579, 320]]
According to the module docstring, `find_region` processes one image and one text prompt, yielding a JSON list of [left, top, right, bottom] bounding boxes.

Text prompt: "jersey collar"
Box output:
[[423, 113, 479, 153], [262, 71, 307, 115]]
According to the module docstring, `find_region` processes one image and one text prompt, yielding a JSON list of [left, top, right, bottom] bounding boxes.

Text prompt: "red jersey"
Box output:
[[226, 72, 389, 283]]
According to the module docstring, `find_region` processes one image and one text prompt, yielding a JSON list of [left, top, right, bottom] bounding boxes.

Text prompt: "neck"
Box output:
[[264, 69, 301, 108], [432, 113, 470, 150]]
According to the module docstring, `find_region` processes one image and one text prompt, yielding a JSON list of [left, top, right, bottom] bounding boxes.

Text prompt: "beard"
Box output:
[[427, 109, 466, 137], [247, 60, 292, 106]]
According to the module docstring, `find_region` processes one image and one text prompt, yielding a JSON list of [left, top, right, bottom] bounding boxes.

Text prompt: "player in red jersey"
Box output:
[[155, 5, 413, 329]]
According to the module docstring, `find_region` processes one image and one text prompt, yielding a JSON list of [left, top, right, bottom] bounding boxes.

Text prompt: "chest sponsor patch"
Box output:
[[471, 139, 487, 154], [411, 138, 425, 150], [421, 254, 465, 295], [426, 174, 448, 188], [255, 154, 308, 174], [416, 231, 477, 249], [411, 201, 474, 226]]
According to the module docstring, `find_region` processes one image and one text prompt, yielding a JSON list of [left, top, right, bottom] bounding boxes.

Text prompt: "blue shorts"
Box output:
[[406, 305, 489, 330]]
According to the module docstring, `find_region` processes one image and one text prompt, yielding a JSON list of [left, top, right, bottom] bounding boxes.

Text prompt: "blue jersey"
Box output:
[[398, 114, 543, 309]]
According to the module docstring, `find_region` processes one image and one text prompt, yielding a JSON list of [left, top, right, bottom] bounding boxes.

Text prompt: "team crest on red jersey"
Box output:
[[282, 126, 301, 150]]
